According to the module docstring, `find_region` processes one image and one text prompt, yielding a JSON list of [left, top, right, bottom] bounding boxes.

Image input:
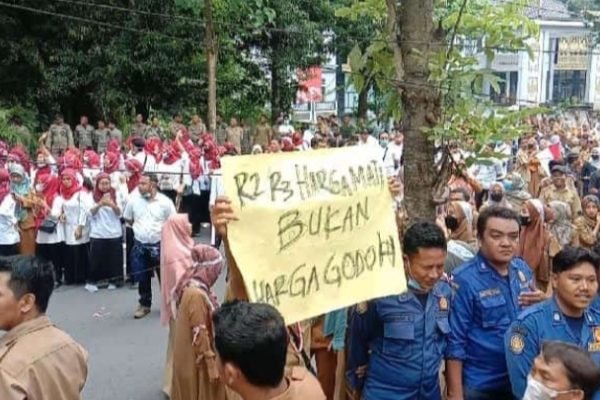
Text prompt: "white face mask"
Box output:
[[35, 183, 44, 192], [523, 375, 576, 400]]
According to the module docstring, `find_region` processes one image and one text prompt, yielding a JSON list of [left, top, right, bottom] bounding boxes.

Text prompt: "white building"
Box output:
[[481, 0, 600, 108]]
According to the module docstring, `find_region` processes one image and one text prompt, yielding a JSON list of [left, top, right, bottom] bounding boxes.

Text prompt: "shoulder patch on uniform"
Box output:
[[510, 333, 525, 355], [356, 302, 368, 314], [439, 296, 448, 311]]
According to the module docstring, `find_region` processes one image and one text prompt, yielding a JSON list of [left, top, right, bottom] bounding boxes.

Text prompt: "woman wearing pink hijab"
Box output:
[[170, 244, 226, 400], [160, 213, 195, 398]]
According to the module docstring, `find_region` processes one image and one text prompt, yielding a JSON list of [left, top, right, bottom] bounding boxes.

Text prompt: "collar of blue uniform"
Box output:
[[549, 295, 598, 326], [475, 252, 521, 274], [400, 281, 445, 302]]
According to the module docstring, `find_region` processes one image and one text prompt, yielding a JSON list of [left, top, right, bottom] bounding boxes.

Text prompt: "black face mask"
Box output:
[[445, 215, 459, 231], [520, 216, 531, 226], [593, 155, 600, 161], [489, 193, 503, 202]]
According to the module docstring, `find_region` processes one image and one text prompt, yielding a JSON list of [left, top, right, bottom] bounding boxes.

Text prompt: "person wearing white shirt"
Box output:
[[0, 170, 19, 256], [385, 132, 404, 175], [87, 173, 126, 292], [123, 173, 176, 319], [158, 147, 191, 207], [357, 129, 379, 148], [59, 169, 93, 286], [34, 174, 66, 286], [190, 155, 210, 236], [209, 167, 225, 248]]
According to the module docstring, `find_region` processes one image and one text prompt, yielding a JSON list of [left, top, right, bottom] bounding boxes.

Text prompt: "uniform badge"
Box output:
[[439, 296, 448, 311], [594, 327, 600, 343], [589, 329, 600, 352], [510, 334, 525, 355], [356, 302, 368, 315], [518, 270, 527, 284]]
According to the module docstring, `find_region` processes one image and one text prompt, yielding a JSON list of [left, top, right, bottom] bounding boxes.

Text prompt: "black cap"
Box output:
[[132, 137, 145, 148]]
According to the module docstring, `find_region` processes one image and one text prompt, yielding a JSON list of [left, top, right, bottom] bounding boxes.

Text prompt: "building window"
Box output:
[[490, 71, 518, 105], [552, 70, 586, 103]]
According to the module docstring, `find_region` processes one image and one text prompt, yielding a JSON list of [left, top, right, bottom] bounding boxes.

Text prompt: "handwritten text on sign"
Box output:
[[222, 147, 405, 324]]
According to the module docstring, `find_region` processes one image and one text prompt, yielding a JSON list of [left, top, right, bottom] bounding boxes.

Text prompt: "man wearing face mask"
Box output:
[[540, 165, 582, 220], [522, 341, 600, 400], [346, 222, 451, 400], [447, 207, 545, 400], [505, 246, 600, 399], [581, 148, 600, 196], [123, 173, 176, 319]]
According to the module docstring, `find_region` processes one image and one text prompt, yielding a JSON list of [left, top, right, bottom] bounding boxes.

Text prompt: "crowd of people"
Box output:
[[4, 110, 600, 400]]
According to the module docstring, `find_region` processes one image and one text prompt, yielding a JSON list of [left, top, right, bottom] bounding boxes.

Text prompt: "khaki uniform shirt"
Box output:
[[169, 122, 186, 138], [226, 127, 243, 154], [0, 316, 88, 400], [94, 128, 110, 153], [145, 126, 164, 140], [131, 122, 147, 138], [14, 125, 32, 146], [272, 367, 326, 400], [109, 128, 123, 144], [188, 123, 206, 142], [75, 124, 94, 150], [254, 123, 272, 147], [539, 185, 582, 219], [47, 123, 74, 156]]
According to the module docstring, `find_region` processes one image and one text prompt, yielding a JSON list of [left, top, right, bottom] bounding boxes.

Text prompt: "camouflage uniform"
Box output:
[[75, 124, 94, 150], [94, 128, 110, 153], [47, 123, 74, 157]]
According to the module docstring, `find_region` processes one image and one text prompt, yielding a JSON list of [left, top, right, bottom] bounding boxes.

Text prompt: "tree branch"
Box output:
[[444, 0, 468, 67], [385, 0, 404, 84]]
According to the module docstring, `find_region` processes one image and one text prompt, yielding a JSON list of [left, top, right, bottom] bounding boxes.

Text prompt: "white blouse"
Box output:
[[61, 191, 94, 246], [0, 195, 19, 245], [36, 196, 65, 244], [90, 190, 125, 239]]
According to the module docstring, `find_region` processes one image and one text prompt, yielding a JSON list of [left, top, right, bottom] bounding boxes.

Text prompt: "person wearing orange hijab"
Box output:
[[518, 199, 560, 292], [160, 214, 195, 398]]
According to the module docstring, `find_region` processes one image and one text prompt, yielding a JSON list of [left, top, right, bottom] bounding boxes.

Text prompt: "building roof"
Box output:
[[527, 0, 578, 20], [492, 0, 578, 21]]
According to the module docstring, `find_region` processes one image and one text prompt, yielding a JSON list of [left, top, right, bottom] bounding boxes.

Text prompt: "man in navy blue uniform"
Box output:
[[345, 221, 451, 400], [447, 206, 545, 400], [505, 246, 600, 398]]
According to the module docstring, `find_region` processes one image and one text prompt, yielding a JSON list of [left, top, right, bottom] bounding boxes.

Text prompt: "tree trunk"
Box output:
[[271, 61, 281, 123], [392, 0, 443, 221], [205, 0, 217, 133], [357, 79, 370, 120]]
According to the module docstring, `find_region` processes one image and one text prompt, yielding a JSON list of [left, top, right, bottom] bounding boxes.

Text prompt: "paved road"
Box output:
[[47, 232, 226, 400]]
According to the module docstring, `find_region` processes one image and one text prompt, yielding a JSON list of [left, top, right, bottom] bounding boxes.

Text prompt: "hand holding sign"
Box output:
[[222, 146, 405, 324]]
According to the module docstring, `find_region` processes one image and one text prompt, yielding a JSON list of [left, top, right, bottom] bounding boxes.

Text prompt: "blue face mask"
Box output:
[[380, 140, 389, 147], [406, 260, 427, 292], [503, 180, 513, 192], [142, 191, 152, 200]]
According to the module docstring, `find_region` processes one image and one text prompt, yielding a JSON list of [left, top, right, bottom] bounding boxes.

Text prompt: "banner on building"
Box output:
[[222, 147, 404, 324], [556, 36, 589, 71], [296, 67, 323, 103]]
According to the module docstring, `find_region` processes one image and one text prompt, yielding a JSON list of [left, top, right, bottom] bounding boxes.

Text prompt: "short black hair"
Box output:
[[450, 187, 471, 202], [541, 341, 600, 399], [476, 206, 519, 239], [552, 246, 600, 274], [142, 172, 159, 184], [0, 256, 55, 312], [403, 221, 447, 256], [213, 301, 287, 388]]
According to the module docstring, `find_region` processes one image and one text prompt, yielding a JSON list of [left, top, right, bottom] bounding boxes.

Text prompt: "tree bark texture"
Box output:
[[394, 0, 443, 221]]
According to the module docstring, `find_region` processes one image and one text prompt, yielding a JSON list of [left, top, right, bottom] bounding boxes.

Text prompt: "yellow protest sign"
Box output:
[[222, 146, 405, 324]]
